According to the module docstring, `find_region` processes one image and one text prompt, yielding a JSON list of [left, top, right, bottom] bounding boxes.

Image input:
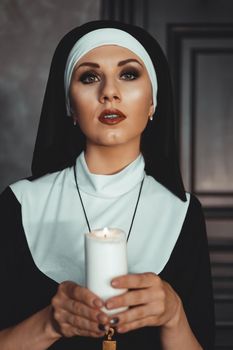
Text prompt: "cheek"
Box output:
[[126, 89, 152, 121], [70, 87, 93, 113], [126, 83, 152, 106], [75, 98, 89, 114]]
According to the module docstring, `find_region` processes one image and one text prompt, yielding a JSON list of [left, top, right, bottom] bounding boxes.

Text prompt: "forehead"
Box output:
[[76, 44, 145, 66]]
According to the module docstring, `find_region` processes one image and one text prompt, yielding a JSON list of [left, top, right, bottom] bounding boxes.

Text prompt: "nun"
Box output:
[[0, 20, 215, 349]]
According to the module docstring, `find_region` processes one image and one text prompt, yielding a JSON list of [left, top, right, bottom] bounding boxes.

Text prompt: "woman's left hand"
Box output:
[[104, 272, 182, 333]]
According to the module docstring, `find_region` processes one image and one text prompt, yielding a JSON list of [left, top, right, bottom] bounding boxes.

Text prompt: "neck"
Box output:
[[85, 143, 141, 175]]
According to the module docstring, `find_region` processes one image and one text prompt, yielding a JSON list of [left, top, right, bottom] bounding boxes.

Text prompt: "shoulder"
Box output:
[[187, 192, 203, 210], [144, 174, 191, 208], [160, 193, 209, 287], [9, 167, 72, 204], [145, 176, 205, 224], [144, 176, 206, 243], [184, 193, 205, 227], [0, 187, 24, 248], [0, 186, 20, 210], [175, 193, 207, 257]]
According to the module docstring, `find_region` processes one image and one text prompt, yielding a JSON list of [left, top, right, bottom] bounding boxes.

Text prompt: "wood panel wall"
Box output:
[[167, 24, 233, 349]]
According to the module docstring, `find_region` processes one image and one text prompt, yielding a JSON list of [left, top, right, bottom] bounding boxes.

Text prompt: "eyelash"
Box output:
[[121, 70, 139, 80], [79, 69, 140, 84], [79, 72, 99, 84]]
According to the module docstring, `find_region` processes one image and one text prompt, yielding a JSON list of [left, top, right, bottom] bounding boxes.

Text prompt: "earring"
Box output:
[[73, 120, 77, 126], [149, 116, 153, 121]]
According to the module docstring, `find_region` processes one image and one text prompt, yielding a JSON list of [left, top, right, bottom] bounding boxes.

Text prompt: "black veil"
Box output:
[[31, 20, 186, 201]]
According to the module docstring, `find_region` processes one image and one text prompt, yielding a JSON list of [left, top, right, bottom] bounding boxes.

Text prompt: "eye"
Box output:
[[120, 69, 139, 81], [79, 71, 100, 84]]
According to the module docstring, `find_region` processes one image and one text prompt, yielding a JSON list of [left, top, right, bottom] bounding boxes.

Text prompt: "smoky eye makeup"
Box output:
[[120, 66, 141, 80], [78, 70, 100, 84], [121, 70, 139, 79], [75, 63, 142, 84]]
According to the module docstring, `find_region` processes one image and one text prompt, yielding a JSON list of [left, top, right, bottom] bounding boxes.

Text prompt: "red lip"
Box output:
[[98, 109, 126, 125]]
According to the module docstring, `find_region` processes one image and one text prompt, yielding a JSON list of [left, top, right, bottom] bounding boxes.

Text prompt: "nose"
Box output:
[[99, 77, 121, 104]]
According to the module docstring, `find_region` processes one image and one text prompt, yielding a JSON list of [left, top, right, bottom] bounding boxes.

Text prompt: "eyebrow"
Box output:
[[76, 58, 143, 70]]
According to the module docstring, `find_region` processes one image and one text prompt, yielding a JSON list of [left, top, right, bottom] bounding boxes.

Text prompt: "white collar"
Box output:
[[10, 157, 190, 285], [75, 152, 145, 198]]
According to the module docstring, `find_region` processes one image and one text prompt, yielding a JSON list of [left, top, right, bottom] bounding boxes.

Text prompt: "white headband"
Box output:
[[64, 28, 158, 116]]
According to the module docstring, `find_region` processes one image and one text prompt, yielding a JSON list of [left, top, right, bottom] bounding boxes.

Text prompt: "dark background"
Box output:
[[0, 1, 233, 348], [0, 0, 101, 190]]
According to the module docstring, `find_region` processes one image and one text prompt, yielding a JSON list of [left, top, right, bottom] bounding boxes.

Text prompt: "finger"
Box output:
[[111, 272, 159, 289], [111, 302, 165, 327], [60, 322, 105, 338], [117, 315, 158, 333], [106, 288, 160, 310], [59, 281, 104, 308], [61, 299, 108, 323], [64, 310, 105, 334], [53, 308, 108, 337]]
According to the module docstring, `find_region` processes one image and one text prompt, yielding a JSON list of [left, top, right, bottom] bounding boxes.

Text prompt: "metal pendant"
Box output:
[[102, 327, 116, 350]]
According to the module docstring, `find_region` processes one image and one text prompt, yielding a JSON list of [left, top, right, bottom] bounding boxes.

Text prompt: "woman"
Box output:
[[0, 20, 215, 349]]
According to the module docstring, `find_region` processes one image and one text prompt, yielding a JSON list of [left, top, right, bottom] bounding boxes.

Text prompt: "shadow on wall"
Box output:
[[0, 0, 101, 192]]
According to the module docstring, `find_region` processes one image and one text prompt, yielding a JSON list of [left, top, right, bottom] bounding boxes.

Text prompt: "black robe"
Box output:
[[0, 186, 215, 349]]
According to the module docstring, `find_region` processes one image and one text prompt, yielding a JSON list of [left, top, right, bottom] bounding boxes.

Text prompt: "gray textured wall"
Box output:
[[0, 0, 101, 192]]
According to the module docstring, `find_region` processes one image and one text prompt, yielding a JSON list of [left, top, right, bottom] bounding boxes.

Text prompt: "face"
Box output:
[[69, 45, 154, 151]]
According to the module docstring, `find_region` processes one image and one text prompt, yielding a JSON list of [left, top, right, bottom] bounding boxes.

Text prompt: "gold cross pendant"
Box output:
[[102, 327, 116, 350]]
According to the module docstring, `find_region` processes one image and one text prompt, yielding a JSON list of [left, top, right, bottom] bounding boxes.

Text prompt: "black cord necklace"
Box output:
[[73, 165, 145, 242]]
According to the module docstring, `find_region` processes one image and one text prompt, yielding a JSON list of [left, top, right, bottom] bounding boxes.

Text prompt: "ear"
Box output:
[[148, 103, 154, 118], [70, 106, 77, 120]]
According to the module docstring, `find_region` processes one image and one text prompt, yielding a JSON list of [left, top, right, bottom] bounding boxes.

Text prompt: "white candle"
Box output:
[[85, 227, 128, 315]]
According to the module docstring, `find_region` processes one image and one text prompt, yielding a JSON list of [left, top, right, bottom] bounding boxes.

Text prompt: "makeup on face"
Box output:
[[73, 59, 144, 85], [98, 108, 126, 125], [69, 45, 153, 152], [64, 28, 158, 117]]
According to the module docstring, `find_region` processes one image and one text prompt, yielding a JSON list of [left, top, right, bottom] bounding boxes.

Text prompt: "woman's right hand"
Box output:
[[51, 281, 109, 338]]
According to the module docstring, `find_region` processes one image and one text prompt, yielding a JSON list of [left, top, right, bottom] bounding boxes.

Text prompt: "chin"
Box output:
[[98, 140, 124, 148], [98, 131, 125, 145]]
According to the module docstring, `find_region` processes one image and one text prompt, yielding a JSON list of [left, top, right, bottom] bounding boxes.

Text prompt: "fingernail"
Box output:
[[94, 299, 103, 308], [97, 313, 108, 323], [105, 325, 110, 332], [111, 280, 118, 287], [117, 327, 123, 333], [110, 317, 119, 325], [98, 324, 106, 331], [106, 302, 113, 309]]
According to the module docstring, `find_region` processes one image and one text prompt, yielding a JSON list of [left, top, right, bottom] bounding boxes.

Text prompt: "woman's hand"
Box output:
[[104, 272, 182, 333], [51, 281, 109, 338]]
